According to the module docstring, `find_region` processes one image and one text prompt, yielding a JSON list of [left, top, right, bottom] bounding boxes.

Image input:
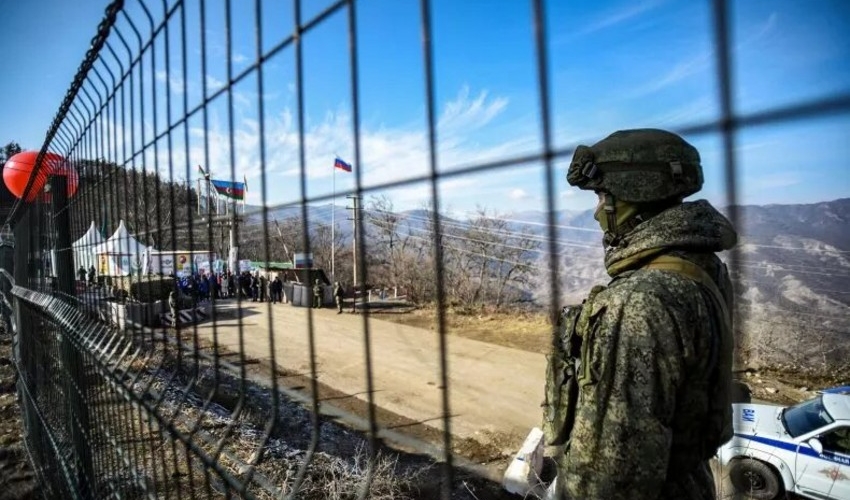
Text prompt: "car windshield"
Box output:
[[781, 396, 835, 438]]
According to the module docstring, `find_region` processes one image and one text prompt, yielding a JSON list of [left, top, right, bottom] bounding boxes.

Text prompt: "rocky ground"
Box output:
[[0, 326, 39, 500], [0, 309, 839, 499]]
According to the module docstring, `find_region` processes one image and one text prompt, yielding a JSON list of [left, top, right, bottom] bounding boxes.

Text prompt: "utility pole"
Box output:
[[273, 219, 291, 262], [346, 194, 361, 292]]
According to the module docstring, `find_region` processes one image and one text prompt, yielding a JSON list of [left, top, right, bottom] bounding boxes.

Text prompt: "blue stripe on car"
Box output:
[[734, 433, 850, 466]]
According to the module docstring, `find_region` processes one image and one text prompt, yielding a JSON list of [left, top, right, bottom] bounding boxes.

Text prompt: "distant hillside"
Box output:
[[509, 197, 850, 374], [246, 197, 849, 373]]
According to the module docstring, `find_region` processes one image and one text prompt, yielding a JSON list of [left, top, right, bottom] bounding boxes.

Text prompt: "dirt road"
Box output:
[[193, 300, 545, 454]]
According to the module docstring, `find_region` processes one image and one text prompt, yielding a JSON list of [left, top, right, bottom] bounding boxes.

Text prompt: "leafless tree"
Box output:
[[447, 207, 541, 310], [70, 160, 199, 251], [365, 195, 414, 290]]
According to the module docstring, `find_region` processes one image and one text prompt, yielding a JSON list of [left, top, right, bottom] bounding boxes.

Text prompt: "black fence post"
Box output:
[[11, 204, 46, 482], [51, 174, 94, 499]]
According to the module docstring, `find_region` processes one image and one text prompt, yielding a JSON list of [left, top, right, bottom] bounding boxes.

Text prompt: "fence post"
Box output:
[[51, 174, 94, 499], [11, 204, 47, 480]]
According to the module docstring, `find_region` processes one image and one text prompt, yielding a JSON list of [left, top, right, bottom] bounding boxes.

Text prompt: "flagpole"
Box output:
[[331, 165, 336, 282]]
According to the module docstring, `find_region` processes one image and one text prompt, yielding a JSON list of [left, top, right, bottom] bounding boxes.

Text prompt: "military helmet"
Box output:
[[566, 128, 703, 203]]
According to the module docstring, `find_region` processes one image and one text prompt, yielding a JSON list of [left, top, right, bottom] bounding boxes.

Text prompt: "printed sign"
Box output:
[[98, 254, 110, 275]]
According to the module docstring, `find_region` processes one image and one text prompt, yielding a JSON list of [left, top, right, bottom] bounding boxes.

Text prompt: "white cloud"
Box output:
[[165, 86, 534, 211], [438, 86, 509, 132], [559, 189, 598, 212], [155, 70, 186, 95], [91, 86, 569, 214], [644, 96, 716, 127], [509, 188, 529, 200], [571, 0, 668, 38], [206, 74, 225, 92], [748, 12, 778, 45], [629, 49, 713, 98]]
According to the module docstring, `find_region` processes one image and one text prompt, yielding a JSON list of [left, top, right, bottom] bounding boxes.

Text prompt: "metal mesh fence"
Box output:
[[0, 0, 848, 498]]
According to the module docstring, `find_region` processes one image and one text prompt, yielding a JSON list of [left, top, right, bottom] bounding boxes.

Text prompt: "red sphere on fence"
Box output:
[[2, 151, 79, 202]]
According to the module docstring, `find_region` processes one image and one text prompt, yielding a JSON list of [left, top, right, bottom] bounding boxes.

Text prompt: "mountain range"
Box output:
[[244, 197, 850, 372]]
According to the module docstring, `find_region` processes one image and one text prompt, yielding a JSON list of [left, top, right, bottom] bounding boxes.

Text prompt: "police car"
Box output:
[[717, 386, 850, 500]]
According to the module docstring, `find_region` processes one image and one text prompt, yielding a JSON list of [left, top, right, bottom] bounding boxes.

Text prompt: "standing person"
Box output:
[[250, 273, 259, 302], [333, 282, 345, 314], [259, 274, 267, 302], [168, 290, 178, 328], [77, 265, 87, 284], [242, 272, 250, 298], [88, 265, 96, 287], [312, 279, 323, 309], [199, 274, 209, 302], [271, 276, 283, 304], [543, 129, 736, 500]]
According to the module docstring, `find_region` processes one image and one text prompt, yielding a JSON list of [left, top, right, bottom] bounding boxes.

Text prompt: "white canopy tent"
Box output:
[[72, 221, 105, 272], [91, 220, 153, 276]]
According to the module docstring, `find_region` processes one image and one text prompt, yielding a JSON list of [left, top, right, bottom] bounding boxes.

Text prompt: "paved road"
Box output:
[[194, 300, 546, 448]]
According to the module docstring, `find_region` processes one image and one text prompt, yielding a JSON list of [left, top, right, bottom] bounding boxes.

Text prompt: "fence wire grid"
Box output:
[[1, 0, 849, 499]]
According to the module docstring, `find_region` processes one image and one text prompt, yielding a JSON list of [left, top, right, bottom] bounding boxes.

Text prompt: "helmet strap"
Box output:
[[603, 193, 621, 247]]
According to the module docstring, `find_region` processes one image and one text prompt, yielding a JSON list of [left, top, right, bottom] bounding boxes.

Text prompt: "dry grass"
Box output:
[[373, 305, 552, 354], [257, 445, 432, 500]]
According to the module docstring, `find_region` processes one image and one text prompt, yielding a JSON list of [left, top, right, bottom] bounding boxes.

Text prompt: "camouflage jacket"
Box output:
[[559, 200, 737, 500]]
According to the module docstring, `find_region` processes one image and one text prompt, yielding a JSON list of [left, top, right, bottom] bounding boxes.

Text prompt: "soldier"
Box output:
[[313, 279, 323, 309], [333, 282, 344, 314], [88, 265, 96, 286], [543, 129, 736, 500], [168, 290, 178, 328], [77, 265, 87, 283]]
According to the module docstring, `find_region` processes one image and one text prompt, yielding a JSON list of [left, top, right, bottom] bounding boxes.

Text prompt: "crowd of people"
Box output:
[[173, 270, 288, 304], [78, 262, 343, 309]]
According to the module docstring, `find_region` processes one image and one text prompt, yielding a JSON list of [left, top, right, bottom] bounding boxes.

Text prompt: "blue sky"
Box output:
[[0, 0, 848, 217]]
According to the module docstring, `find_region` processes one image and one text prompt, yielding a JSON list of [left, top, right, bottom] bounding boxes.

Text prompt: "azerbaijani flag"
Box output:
[[334, 157, 352, 172], [210, 179, 245, 200]]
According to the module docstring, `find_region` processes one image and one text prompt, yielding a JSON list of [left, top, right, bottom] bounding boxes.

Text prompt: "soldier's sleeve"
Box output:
[[563, 290, 682, 500]]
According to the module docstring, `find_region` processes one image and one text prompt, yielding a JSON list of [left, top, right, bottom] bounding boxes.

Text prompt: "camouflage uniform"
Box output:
[[545, 129, 737, 500], [168, 291, 178, 327], [333, 282, 345, 313], [313, 279, 323, 309]]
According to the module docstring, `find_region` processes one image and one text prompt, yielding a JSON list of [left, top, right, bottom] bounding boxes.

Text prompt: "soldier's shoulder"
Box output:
[[610, 266, 700, 298], [598, 269, 698, 314]]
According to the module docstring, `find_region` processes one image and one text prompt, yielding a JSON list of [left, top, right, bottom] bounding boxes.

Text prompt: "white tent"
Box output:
[[72, 221, 105, 272], [92, 220, 152, 276]]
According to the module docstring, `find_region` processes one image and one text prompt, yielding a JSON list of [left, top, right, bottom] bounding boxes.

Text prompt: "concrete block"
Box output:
[[502, 426, 545, 496]]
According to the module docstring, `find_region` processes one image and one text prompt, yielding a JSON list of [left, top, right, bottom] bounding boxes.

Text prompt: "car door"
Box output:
[[794, 425, 850, 500]]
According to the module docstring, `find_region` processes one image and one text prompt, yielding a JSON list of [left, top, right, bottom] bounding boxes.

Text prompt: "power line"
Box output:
[[736, 304, 850, 323], [364, 207, 601, 250], [365, 206, 601, 233], [734, 263, 850, 278], [734, 277, 850, 295], [734, 260, 850, 275], [738, 242, 850, 255], [368, 207, 850, 272]]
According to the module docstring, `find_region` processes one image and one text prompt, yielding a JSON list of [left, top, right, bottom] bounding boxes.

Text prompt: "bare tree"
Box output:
[[432, 207, 541, 310], [70, 160, 199, 250], [365, 195, 414, 290]]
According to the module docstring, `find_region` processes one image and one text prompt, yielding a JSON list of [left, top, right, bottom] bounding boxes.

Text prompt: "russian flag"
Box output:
[[334, 157, 352, 172]]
